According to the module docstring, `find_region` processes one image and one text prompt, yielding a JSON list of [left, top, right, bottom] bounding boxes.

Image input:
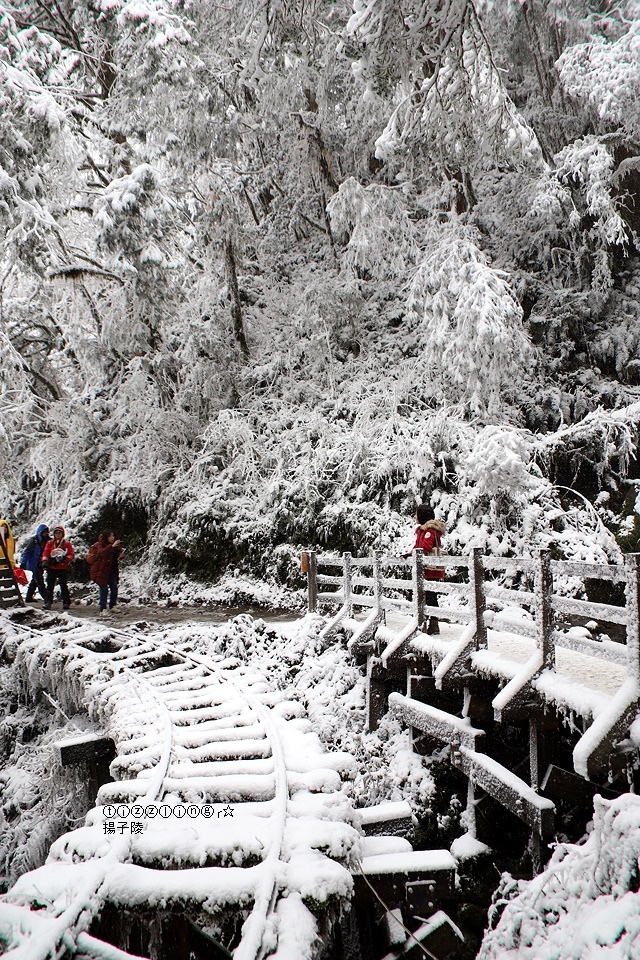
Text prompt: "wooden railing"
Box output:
[[302, 548, 638, 669]]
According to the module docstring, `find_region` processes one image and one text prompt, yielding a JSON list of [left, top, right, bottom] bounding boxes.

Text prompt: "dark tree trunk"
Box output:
[[223, 238, 249, 358]]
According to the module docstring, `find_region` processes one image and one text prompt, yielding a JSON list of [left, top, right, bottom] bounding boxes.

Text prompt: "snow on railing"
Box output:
[[301, 548, 640, 682]]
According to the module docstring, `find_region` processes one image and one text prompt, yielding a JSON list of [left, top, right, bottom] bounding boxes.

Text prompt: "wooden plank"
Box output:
[[389, 693, 484, 751], [383, 912, 464, 960], [551, 560, 627, 582], [55, 735, 116, 766], [551, 595, 627, 625], [452, 746, 554, 839], [539, 763, 614, 803]]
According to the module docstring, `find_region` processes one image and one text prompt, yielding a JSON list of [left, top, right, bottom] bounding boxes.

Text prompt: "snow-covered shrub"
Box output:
[[479, 794, 640, 959], [408, 236, 532, 414], [558, 21, 640, 141], [554, 136, 628, 293], [326, 177, 418, 279], [459, 426, 541, 499]]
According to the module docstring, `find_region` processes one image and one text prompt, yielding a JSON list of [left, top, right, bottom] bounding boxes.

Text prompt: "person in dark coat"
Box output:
[[409, 503, 446, 635], [42, 525, 75, 610], [20, 524, 50, 602], [89, 531, 124, 616]]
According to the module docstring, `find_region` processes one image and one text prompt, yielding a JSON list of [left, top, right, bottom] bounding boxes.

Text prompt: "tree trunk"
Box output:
[[224, 238, 249, 358]]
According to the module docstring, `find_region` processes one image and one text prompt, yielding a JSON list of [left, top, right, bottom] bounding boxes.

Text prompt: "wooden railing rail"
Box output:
[[302, 548, 639, 675]]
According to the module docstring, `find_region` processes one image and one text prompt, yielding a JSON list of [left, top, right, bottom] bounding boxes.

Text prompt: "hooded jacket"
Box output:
[[413, 519, 446, 581], [42, 527, 75, 571], [89, 538, 123, 589], [0, 519, 16, 569], [20, 524, 50, 572]]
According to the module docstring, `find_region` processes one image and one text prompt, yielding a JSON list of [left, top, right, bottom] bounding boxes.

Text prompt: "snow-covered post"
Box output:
[[374, 551, 383, 622], [413, 548, 425, 630], [470, 548, 487, 649], [343, 552, 353, 618], [624, 553, 640, 682], [306, 551, 318, 613], [536, 550, 555, 669]]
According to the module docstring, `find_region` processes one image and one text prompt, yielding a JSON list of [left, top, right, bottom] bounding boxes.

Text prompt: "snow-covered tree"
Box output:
[[408, 236, 532, 414]]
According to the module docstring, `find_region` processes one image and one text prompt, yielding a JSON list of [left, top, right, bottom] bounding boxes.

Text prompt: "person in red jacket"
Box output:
[[88, 531, 124, 617], [42, 525, 75, 610], [411, 503, 446, 635]]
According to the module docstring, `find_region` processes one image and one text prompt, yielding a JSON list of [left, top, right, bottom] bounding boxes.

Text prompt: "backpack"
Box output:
[[86, 544, 98, 565]]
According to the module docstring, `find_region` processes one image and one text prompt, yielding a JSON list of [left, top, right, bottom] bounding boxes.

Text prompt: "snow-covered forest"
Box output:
[[1, 0, 640, 576], [3, 4, 640, 958]]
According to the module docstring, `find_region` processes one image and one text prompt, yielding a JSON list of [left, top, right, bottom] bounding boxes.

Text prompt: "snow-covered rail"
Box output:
[[0, 611, 360, 960]]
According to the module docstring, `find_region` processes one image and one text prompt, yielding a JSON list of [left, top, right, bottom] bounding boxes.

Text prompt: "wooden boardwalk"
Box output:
[[304, 548, 640, 854]]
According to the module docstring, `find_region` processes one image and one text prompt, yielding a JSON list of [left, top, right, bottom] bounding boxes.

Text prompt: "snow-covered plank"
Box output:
[[573, 678, 640, 779], [492, 652, 545, 721], [55, 735, 116, 766], [551, 595, 628, 625], [550, 560, 627, 582], [552, 630, 628, 666], [360, 850, 456, 876], [452, 746, 554, 839], [359, 801, 413, 837], [388, 693, 484, 751], [433, 621, 478, 688]]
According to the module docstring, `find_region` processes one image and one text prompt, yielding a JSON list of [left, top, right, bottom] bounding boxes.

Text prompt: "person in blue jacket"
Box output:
[[20, 524, 50, 603]]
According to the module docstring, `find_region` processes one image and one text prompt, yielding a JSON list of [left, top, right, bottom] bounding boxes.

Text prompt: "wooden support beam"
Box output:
[[451, 746, 555, 840], [367, 656, 388, 732], [539, 763, 617, 803], [384, 911, 464, 960], [359, 801, 413, 837], [55, 735, 116, 766], [389, 693, 485, 752], [358, 850, 457, 907]]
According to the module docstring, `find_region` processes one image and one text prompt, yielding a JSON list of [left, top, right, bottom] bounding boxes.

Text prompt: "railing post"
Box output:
[[374, 551, 383, 622], [624, 553, 640, 683], [413, 548, 425, 630], [469, 548, 487, 649], [536, 549, 555, 670], [343, 552, 353, 618], [306, 551, 317, 613]]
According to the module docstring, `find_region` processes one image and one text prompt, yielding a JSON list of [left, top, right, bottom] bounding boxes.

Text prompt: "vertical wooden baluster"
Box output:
[[625, 553, 640, 683], [307, 550, 317, 613], [537, 549, 555, 670], [470, 547, 487, 650], [343, 552, 353, 619], [413, 548, 425, 631]]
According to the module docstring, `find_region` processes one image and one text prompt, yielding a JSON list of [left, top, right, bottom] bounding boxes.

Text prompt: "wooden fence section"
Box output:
[[302, 547, 640, 837]]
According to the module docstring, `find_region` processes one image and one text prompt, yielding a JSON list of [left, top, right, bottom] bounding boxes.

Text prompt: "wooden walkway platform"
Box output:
[[304, 547, 640, 856]]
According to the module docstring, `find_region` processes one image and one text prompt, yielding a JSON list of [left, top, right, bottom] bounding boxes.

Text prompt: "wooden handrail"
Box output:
[[302, 548, 638, 677]]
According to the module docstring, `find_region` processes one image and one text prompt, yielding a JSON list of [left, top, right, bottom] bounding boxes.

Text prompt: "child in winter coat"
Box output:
[[88, 531, 124, 616], [410, 503, 446, 635], [42, 525, 75, 610], [20, 524, 50, 602]]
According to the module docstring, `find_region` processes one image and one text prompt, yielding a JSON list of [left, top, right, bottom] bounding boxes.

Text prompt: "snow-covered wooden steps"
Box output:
[[0, 611, 363, 960]]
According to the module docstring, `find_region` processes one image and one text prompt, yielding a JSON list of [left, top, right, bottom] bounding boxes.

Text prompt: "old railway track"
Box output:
[[0, 609, 360, 960]]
